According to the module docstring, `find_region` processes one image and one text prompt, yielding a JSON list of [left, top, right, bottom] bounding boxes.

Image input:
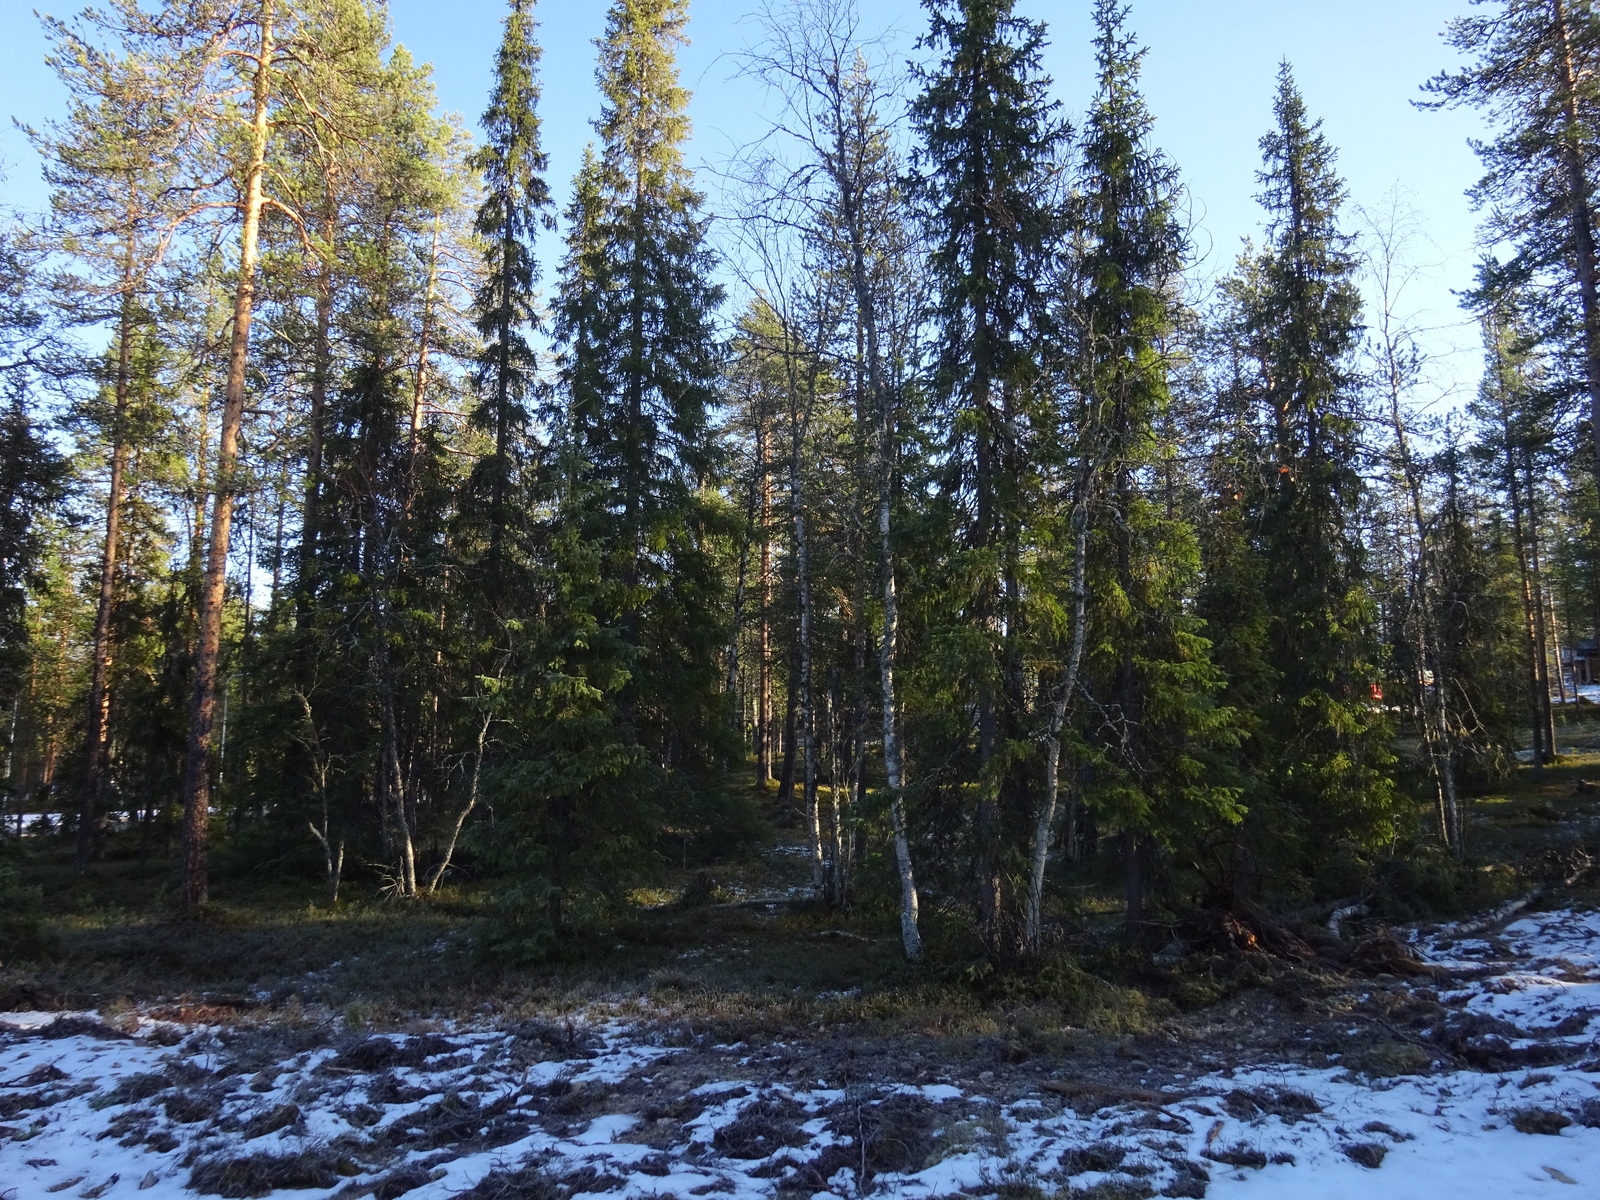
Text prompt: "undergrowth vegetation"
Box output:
[[4, 723, 1597, 1037]]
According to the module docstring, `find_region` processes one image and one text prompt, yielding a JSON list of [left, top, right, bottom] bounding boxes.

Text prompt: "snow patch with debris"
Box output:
[[4, 909, 1600, 1199]]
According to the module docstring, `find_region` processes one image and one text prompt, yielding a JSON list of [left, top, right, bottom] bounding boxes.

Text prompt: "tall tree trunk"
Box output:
[[1387, 373, 1461, 857], [428, 707, 493, 894], [77, 265, 136, 874], [297, 201, 337, 624], [408, 218, 440, 485], [1124, 830, 1143, 936], [1525, 452, 1558, 757], [179, 1, 275, 917], [791, 415, 822, 899], [1504, 424, 1547, 774], [757, 427, 773, 786], [778, 668, 798, 803], [836, 150, 921, 958], [1027, 475, 1094, 959], [1549, 591, 1569, 705]]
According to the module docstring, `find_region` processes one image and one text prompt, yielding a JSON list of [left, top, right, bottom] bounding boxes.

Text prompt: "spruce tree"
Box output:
[[484, 0, 729, 951], [1215, 66, 1395, 878], [468, 0, 553, 591], [1061, 0, 1241, 942], [909, 0, 1066, 965], [567, 0, 727, 755]]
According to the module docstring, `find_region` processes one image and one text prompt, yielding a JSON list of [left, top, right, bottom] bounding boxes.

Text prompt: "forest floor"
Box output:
[[5, 735, 1600, 1199]]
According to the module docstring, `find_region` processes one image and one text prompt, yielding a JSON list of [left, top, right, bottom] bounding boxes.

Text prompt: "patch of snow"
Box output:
[[5, 908, 1600, 1199]]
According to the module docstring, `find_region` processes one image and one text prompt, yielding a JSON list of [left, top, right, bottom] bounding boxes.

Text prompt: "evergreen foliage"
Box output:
[[479, 0, 733, 952], [1202, 67, 1397, 890], [1067, 0, 1243, 924], [467, 0, 554, 592], [3, 0, 1593, 977], [908, 0, 1068, 966]]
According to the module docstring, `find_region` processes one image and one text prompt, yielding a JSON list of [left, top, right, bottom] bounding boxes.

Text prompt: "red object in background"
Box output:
[[1369, 683, 1384, 702]]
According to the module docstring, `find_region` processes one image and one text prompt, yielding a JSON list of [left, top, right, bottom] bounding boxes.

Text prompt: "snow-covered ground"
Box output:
[[3, 909, 1600, 1199]]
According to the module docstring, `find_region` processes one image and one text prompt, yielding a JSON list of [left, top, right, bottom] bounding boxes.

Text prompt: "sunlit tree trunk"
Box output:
[[180, 0, 276, 917]]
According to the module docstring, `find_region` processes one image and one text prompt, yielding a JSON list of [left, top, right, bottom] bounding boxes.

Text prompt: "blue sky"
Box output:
[[1, 0, 1488, 397]]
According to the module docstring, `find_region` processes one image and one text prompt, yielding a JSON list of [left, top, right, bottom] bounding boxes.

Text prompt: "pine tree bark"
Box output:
[[77, 262, 136, 874], [179, 0, 276, 917], [789, 387, 823, 900], [757, 426, 774, 786], [1504, 419, 1549, 773]]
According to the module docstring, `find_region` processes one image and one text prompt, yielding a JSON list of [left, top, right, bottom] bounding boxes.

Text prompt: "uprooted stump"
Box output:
[[1191, 896, 1315, 962], [1348, 932, 1448, 979]]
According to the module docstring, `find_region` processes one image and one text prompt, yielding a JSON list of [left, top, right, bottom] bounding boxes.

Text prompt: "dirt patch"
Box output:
[[711, 1096, 810, 1159], [216, 1025, 331, 1077], [33, 1015, 131, 1041], [0, 1086, 68, 1118], [1508, 1106, 1573, 1135], [1343, 1142, 1388, 1168], [504, 1020, 603, 1065], [1161, 1160, 1210, 1198], [380, 1090, 530, 1151], [455, 1158, 632, 1200], [821, 1091, 956, 1177], [1428, 1012, 1577, 1071], [242, 1103, 301, 1139], [190, 1149, 357, 1197], [327, 1034, 462, 1073], [1220, 1086, 1321, 1121], [91, 1072, 168, 1110], [364, 1071, 432, 1106], [1059, 1142, 1127, 1174], [366, 1164, 444, 1199], [165, 1088, 225, 1124], [1203, 1143, 1293, 1169]]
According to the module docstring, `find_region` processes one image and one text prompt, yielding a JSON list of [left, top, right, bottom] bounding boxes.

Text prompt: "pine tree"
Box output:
[[0, 200, 64, 745], [909, 0, 1066, 965], [274, 0, 396, 620], [1426, 0, 1600, 491], [30, 13, 181, 871]]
